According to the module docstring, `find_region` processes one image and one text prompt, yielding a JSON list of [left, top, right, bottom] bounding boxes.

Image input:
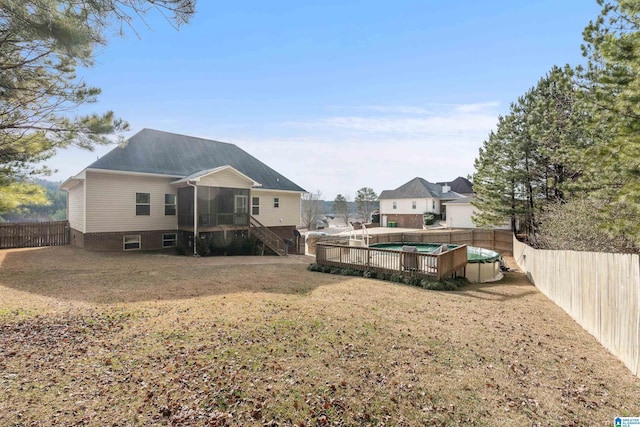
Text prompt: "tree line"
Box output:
[[472, 0, 640, 253], [0, 179, 66, 222], [301, 187, 378, 230]]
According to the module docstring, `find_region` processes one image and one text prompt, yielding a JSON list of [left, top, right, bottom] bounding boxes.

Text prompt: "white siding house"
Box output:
[[251, 189, 301, 227], [378, 177, 466, 229], [84, 171, 177, 233], [443, 197, 511, 230], [61, 129, 305, 253]]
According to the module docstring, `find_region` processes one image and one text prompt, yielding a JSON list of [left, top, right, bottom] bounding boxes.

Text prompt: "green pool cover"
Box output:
[[369, 243, 501, 263]]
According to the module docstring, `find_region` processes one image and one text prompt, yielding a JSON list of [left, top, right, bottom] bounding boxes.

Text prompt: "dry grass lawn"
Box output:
[[0, 246, 638, 426]]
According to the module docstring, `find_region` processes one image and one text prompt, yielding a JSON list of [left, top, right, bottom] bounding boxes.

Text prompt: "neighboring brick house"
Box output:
[[61, 129, 306, 253], [378, 177, 467, 229]]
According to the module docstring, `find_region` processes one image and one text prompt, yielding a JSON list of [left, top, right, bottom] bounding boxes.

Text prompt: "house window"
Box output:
[[162, 233, 177, 248], [252, 197, 260, 215], [136, 192, 150, 216], [392, 201, 397, 210], [412, 201, 416, 210], [165, 194, 176, 216], [123, 235, 141, 251], [432, 200, 436, 210], [274, 197, 280, 208]]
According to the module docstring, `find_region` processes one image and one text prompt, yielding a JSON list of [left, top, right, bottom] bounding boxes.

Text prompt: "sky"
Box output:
[[47, 0, 603, 200]]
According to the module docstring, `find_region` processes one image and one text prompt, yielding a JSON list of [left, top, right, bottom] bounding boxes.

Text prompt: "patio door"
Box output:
[[234, 195, 248, 225]]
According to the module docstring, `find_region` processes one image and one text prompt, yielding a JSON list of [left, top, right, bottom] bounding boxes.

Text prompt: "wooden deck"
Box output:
[[315, 242, 467, 280]]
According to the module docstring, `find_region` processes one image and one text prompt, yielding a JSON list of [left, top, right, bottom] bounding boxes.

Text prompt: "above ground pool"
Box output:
[[369, 242, 503, 283]]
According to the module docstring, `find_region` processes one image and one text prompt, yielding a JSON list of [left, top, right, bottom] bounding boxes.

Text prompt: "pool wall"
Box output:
[[369, 242, 503, 283], [465, 261, 503, 283]]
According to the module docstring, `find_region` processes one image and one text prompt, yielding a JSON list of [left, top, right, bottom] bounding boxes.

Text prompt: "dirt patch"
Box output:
[[0, 246, 638, 425]]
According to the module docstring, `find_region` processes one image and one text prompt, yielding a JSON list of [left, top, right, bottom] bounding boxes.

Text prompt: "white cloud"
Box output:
[[47, 101, 500, 200], [454, 101, 501, 113], [229, 102, 500, 199], [329, 105, 433, 115]]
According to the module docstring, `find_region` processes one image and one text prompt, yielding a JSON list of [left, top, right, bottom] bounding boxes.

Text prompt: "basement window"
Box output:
[[123, 235, 141, 251], [162, 233, 177, 248]]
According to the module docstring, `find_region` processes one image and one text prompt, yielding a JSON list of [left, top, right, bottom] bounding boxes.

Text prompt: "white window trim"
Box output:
[[162, 233, 177, 248], [123, 235, 141, 251], [165, 194, 177, 216], [136, 192, 150, 216]]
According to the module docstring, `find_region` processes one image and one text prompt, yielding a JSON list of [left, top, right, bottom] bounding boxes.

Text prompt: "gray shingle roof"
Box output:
[[436, 177, 474, 194], [88, 129, 305, 192], [379, 177, 465, 200]]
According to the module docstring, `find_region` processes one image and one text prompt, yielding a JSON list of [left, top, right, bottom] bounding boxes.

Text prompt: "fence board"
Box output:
[[0, 221, 69, 249], [513, 236, 639, 377], [311, 229, 513, 255]]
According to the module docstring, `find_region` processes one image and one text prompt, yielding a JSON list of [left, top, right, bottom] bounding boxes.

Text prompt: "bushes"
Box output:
[[307, 263, 468, 291], [423, 212, 436, 226], [192, 236, 260, 257]]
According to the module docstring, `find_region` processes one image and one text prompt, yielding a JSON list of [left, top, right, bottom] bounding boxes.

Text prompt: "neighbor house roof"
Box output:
[[436, 177, 474, 194], [442, 195, 475, 205], [378, 177, 465, 200], [86, 129, 305, 192]]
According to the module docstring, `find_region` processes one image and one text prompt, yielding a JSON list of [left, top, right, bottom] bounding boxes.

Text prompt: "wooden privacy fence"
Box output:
[[0, 221, 69, 249], [307, 229, 512, 256], [316, 242, 467, 281], [513, 236, 640, 377], [370, 229, 512, 254]]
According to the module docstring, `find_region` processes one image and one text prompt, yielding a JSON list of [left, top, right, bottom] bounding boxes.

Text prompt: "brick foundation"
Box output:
[[82, 230, 178, 251], [73, 225, 303, 254], [69, 228, 85, 248], [384, 214, 425, 229]]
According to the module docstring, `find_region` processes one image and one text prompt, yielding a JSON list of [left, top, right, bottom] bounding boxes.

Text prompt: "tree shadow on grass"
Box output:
[[455, 272, 539, 302], [0, 246, 347, 305]]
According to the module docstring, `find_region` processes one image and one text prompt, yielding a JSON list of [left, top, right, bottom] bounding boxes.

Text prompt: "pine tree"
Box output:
[[0, 0, 195, 213], [473, 66, 586, 241], [579, 0, 640, 245]]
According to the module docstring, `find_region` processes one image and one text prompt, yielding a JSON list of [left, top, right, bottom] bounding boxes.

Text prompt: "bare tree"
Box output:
[[355, 187, 378, 223], [301, 190, 323, 230]]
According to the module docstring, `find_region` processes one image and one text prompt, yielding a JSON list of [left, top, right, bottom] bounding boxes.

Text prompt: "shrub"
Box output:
[[175, 243, 187, 256], [307, 263, 320, 272], [423, 212, 436, 225], [389, 273, 404, 283], [195, 237, 210, 256], [363, 270, 377, 279], [404, 276, 421, 286]]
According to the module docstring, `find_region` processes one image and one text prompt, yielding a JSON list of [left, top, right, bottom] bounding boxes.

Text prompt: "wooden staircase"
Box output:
[[250, 216, 287, 256]]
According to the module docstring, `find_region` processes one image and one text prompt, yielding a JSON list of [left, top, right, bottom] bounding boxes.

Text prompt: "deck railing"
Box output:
[[316, 242, 467, 280], [249, 216, 286, 255]]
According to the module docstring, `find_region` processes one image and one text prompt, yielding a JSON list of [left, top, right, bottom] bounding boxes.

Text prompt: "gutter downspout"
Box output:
[[187, 181, 198, 256]]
